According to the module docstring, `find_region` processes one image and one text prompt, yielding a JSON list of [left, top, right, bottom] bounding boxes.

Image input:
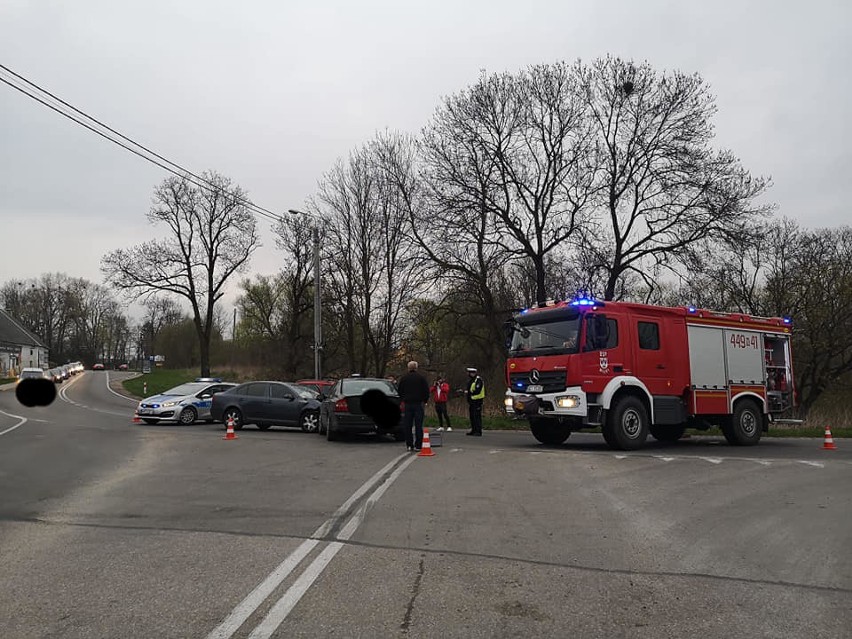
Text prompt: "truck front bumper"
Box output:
[[505, 387, 588, 418]]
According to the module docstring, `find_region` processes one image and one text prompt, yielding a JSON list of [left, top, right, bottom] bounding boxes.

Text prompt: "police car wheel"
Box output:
[[178, 407, 197, 425]]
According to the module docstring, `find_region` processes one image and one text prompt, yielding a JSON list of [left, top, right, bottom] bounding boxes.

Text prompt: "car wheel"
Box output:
[[257, 423, 271, 431], [223, 407, 244, 431], [326, 416, 339, 441], [602, 396, 649, 450], [178, 407, 197, 425], [301, 411, 320, 433], [142, 418, 158, 425]]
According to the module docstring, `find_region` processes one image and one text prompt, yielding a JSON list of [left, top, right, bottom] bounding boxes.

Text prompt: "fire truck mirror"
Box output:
[[586, 314, 608, 349]]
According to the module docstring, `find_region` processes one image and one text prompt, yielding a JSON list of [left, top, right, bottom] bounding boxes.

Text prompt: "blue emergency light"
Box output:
[[687, 305, 697, 313], [782, 315, 792, 325], [570, 293, 599, 307]]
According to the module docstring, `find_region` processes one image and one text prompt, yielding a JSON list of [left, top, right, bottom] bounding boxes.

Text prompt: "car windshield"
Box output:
[[162, 383, 207, 396], [341, 379, 397, 395], [511, 315, 581, 354]]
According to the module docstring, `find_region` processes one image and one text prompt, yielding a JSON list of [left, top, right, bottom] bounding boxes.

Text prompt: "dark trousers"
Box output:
[[435, 402, 450, 428], [468, 400, 483, 434], [403, 402, 425, 448]]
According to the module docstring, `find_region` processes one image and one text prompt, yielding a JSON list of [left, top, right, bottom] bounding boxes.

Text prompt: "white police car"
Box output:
[[135, 380, 236, 425]]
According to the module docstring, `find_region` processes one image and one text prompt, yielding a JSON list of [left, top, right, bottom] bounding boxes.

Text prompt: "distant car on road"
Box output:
[[319, 377, 402, 441], [135, 381, 236, 425], [92, 363, 105, 371], [118, 363, 129, 371], [17, 367, 48, 383], [210, 381, 322, 432]]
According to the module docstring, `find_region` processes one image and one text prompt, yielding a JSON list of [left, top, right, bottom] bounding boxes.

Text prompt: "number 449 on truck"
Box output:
[[504, 295, 796, 450]]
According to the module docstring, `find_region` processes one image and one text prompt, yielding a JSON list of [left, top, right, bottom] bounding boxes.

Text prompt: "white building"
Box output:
[[0, 308, 49, 377]]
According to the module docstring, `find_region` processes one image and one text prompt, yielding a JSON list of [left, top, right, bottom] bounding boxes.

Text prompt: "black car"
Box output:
[[319, 377, 402, 441], [210, 381, 322, 432]]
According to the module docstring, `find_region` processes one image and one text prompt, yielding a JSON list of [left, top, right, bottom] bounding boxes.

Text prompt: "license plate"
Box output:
[[527, 385, 543, 393], [138, 408, 152, 415]]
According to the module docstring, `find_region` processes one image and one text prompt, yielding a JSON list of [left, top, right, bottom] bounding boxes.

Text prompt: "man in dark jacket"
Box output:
[[397, 360, 430, 451]]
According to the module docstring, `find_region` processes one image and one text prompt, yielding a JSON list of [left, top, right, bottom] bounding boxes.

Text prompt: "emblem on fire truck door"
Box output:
[[599, 351, 609, 373]]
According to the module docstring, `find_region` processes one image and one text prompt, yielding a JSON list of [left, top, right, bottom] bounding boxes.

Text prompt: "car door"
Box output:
[[195, 384, 230, 419], [241, 383, 271, 422], [267, 383, 300, 426]]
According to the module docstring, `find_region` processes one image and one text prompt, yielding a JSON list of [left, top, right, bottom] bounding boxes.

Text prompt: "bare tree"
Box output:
[[101, 171, 260, 376], [141, 296, 183, 358], [316, 134, 428, 376], [579, 56, 772, 299], [421, 63, 594, 305]]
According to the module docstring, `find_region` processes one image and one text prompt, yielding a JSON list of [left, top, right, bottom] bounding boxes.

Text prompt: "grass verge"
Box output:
[[123, 369, 201, 398]]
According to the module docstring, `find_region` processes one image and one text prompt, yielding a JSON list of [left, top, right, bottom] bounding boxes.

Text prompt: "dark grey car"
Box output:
[[210, 381, 322, 432], [319, 377, 402, 441]]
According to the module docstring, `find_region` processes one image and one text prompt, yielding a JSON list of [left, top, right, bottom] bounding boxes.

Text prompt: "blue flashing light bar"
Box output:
[[687, 305, 697, 313], [570, 293, 599, 307], [782, 315, 793, 325], [520, 308, 530, 314]]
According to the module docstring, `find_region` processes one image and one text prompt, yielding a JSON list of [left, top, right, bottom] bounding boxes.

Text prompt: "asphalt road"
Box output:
[[1, 371, 850, 638]]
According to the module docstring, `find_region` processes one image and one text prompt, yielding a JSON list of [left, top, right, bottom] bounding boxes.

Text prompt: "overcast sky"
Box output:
[[1, 0, 850, 316]]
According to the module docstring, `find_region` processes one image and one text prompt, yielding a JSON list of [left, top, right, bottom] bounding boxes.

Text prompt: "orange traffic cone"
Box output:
[[132, 413, 141, 424], [223, 416, 238, 440], [823, 426, 837, 450], [418, 428, 435, 457]]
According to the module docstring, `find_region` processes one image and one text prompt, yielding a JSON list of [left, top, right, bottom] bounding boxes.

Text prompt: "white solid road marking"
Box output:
[[700, 457, 724, 464], [653, 456, 675, 462], [248, 543, 344, 639], [247, 453, 418, 639], [105, 371, 139, 403], [798, 460, 825, 468], [207, 453, 415, 639], [205, 539, 320, 639], [0, 409, 28, 437]]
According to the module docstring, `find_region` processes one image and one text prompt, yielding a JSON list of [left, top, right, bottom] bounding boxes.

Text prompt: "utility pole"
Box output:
[[289, 209, 322, 380]]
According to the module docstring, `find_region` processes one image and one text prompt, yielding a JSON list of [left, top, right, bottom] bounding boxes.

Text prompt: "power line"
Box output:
[[0, 63, 286, 225]]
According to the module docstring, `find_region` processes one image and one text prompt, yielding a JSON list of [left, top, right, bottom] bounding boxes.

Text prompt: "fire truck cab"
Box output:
[[504, 295, 795, 450]]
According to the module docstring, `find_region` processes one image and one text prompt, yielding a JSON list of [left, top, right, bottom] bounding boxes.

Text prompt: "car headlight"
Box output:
[[504, 397, 514, 409], [555, 395, 580, 409], [161, 401, 178, 407]]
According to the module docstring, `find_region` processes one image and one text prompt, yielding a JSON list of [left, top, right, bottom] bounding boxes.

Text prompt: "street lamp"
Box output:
[[288, 209, 322, 380]]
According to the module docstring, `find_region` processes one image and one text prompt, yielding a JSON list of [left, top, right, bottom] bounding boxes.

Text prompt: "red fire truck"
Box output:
[[504, 295, 795, 450]]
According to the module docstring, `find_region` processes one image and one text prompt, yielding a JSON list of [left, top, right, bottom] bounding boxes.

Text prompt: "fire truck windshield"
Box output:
[[510, 316, 581, 355]]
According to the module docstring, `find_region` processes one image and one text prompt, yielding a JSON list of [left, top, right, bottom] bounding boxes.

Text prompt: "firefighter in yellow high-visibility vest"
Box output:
[[464, 367, 485, 436]]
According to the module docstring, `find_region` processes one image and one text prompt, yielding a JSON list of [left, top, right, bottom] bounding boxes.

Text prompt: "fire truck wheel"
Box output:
[[603, 396, 649, 450], [649, 424, 686, 442], [529, 419, 570, 445], [724, 400, 763, 446]]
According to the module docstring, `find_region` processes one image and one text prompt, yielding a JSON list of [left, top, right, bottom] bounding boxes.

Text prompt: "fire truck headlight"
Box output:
[[504, 397, 515, 410], [556, 395, 580, 409]]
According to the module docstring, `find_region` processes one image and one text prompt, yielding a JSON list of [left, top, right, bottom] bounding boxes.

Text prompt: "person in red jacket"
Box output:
[[431, 374, 452, 432]]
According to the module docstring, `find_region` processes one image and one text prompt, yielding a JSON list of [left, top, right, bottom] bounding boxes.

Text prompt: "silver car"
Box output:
[[135, 381, 236, 425]]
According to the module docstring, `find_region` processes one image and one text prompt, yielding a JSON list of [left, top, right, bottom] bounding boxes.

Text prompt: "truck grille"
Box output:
[[509, 371, 566, 394]]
